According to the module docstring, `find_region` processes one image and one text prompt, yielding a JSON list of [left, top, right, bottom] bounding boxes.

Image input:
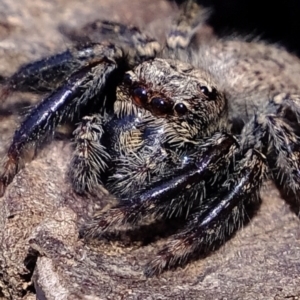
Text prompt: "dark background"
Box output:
[[178, 0, 300, 55]]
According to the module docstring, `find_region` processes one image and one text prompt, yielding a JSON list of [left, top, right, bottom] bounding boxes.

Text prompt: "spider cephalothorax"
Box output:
[[1, 0, 300, 277]]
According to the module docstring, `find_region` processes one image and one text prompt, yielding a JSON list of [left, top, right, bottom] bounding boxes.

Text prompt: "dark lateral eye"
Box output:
[[132, 87, 148, 106], [123, 73, 132, 85], [200, 85, 209, 96], [174, 103, 188, 115], [199, 85, 217, 100], [150, 97, 173, 115]]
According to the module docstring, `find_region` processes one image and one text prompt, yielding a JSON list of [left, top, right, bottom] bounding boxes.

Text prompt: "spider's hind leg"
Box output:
[[242, 93, 300, 203], [62, 20, 161, 64], [166, 0, 211, 53]]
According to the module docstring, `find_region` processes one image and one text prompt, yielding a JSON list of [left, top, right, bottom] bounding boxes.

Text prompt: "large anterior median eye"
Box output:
[[150, 97, 173, 115], [132, 87, 148, 106]]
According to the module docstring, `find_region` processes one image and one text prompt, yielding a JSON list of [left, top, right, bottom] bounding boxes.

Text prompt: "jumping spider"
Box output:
[[1, 0, 300, 277]]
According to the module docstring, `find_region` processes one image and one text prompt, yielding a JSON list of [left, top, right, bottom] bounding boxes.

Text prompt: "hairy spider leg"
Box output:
[[69, 114, 110, 194], [144, 149, 267, 276], [2, 22, 160, 97], [241, 93, 300, 199], [0, 45, 122, 196], [63, 0, 205, 59], [166, 0, 209, 50], [2, 47, 89, 95], [0, 45, 102, 102], [62, 20, 161, 64]]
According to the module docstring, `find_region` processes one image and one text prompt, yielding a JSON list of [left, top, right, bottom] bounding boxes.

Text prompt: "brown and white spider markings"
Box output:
[[0, 0, 300, 276]]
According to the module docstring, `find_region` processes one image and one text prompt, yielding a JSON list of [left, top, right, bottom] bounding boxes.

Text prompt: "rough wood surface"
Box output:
[[0, 1, 299, 299]]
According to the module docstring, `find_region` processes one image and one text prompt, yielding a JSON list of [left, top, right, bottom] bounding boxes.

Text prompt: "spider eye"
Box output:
[[200, 85, 209, 96], [174, 103, 188, 115], [132, 87, 148, 106], [199, 85, 217, 101], [124, 73, 133, 86], [150, 97, 173, 115]]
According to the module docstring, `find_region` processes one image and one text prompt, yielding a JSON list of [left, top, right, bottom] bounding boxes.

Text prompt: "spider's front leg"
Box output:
[[1, 44, 103, 96], [0, 20, 161, 196], [0, 48, 117, 196], [0, 47, 127, 196], [144, 149, 267, 276], [2, 21, 160, 97]]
